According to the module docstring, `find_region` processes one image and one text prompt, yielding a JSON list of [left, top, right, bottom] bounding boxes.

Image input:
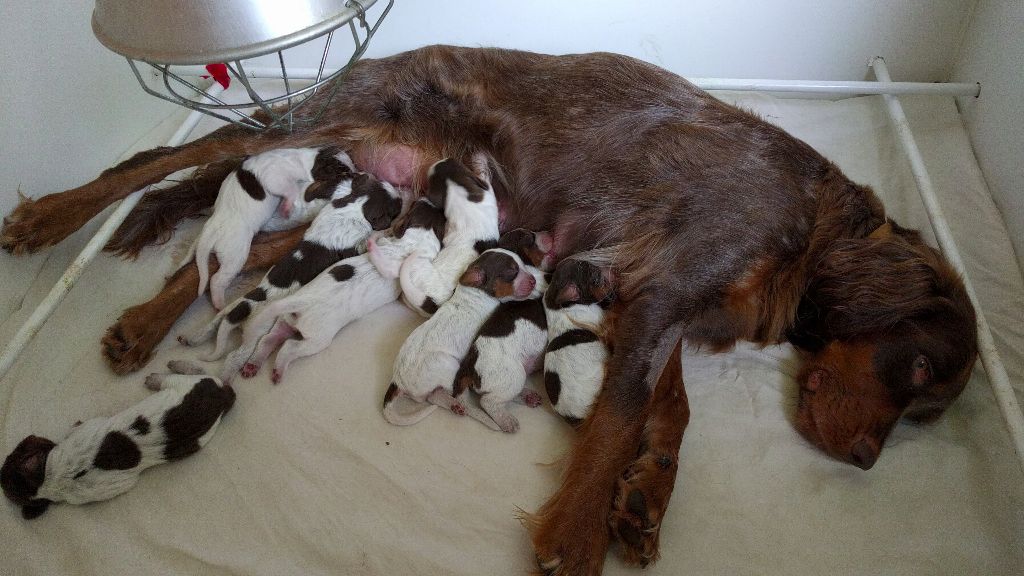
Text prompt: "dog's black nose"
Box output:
[[849, 438, 879, 470]]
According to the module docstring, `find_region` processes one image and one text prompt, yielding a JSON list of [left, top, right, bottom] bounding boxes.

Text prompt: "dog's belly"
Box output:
[[352, 144, 424, 189]]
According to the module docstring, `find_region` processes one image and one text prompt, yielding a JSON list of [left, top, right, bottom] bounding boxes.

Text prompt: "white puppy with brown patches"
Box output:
[[0, 361, 234, 519], [233, 198, 448, 384], [542, 259, 615, 426], [382, 248, 538, 430], [191, 147, 354, 310], [369, 156, 499, 316]]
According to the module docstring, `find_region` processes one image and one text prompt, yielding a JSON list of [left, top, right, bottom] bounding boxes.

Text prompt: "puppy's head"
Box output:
[[394, 199, 447, 242], [459, 249, 536, 301], [544, 259, 614, 309], [498, 228, 555, 272], [425, 158, 491, 209], [1, 435, 55, 519], [304, 147, 356, 201], [351, 173, 404, 231]]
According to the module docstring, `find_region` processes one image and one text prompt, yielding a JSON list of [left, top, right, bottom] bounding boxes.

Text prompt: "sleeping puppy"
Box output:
[[543, 258, 615, 426], [232, 198, 448, 384], [191, 147, 354, 310], [180, 172, 403, 361], [260, 147, 357, 231], [382, 248, 538, 430], [451, 230, 553, 433], [370, 157, 499, 316], [0, 361, 234, 519]]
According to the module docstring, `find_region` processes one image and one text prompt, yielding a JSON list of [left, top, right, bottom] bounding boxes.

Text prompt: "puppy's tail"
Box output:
[[194, 237, 212, 299], [398, 253, 435, 316], [382, 383, 437, 426]]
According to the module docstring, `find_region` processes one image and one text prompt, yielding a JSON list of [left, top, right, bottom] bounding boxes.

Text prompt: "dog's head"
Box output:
[[460, 249, 536, 301], [394, 198, 447, 242], [1, 435, 56, 519], [498, 228, 556, 272], [425, 158, 491, 209], [789, 223, 977, 469], [545, 259, 615, 310], [340, 173, 403, 231]]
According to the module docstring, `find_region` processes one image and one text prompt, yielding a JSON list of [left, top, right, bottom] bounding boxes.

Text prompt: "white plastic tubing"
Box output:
[[871, 57, 1024, 475], [0, 83, 226, 382]]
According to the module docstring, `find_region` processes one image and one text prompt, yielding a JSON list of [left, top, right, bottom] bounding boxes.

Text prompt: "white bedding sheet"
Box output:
[[1, 91, 1022, 575]]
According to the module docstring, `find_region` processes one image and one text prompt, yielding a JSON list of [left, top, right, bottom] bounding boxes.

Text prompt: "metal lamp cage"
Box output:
[[101, 0, 394, 131]]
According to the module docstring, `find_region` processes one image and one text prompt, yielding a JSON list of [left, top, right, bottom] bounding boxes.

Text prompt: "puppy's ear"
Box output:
[[460, 266, 485, 288], [555, 283, 580, 307], [22, 499, 51, 519], [364, 191, 402, 231]]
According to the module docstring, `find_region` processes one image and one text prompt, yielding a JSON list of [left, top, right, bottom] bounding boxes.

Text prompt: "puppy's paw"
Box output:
[[494, 412, 520, 434], [240, 363, 260, 379], [271, 369, 282, 384], [143, 374, 164, 391], [450, 401, 467, 416], [608, 451, 679, 567], [167, 359, 205, 375], [520, 389, 543, 408]]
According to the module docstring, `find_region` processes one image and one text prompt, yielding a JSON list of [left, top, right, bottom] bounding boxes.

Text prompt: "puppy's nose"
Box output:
[[849, 437, 879, 470]]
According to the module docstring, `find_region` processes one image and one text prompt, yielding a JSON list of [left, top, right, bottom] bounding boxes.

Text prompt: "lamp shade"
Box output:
[[92, 0, 380, 65]]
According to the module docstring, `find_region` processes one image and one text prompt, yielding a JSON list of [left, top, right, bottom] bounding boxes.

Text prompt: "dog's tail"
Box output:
[[201, 311, 240, 361], [398, 253, 438, 316], [382, 383, 437, 426], [194, 236, 212, 299]]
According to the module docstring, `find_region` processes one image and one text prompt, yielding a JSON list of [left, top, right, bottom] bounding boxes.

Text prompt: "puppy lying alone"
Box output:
[[383, 248, 538, 429], [191, 147, 353, 310], [0, 361, 234, 519], [543, 258, 615, 425]]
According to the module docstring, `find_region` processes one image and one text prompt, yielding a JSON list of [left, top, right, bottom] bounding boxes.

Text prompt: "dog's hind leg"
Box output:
[[2, 122, 329, 255], [608, 338, 688, 568], [103, 225, 306, 374], [241, 317, 295, 378], [270, 331, 332, 384]]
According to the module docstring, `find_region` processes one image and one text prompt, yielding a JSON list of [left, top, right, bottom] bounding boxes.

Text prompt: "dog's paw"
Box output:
[[102, 320, 157, 375], [240, 363, 260, 379], [271, 369, 282, 384], [521, 389, 543, 408], [143, 374, 164, 391], [494, 412, 520, 434], [1, 192, 83, 254], [520, 492, 610, 575], [608, 451, 679, 567], [450, 401, 467, 416]]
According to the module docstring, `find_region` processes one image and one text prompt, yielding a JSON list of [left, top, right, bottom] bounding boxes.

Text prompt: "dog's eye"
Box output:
[[911, 355, 930, 387], [503, 267, 518, 281]]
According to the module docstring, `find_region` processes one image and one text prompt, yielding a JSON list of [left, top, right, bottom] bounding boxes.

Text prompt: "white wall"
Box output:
[[0, 0, 177, 217], [2, 0, 978, 218], [270, 0, 974, 81], [950, 0, 1024, 268]]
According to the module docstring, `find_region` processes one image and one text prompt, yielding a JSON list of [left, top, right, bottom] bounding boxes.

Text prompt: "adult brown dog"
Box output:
[[1, 45, 978, 574]]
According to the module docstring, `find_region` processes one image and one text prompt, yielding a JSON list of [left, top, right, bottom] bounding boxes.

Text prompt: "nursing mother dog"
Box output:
[[1, 45, 978, 575]]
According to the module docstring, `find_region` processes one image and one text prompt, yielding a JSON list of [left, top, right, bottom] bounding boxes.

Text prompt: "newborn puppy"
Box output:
[[452, 230, 553, 433], [192, 147, 353, 310], [232, 199, 448, 384], [260, 147, 357, 231], [0, 361, 234, 519], [374, 157, 499, 316], [543, 258, 615, 425], [383, 248, 537, 430], [181, 172, 403, 361]]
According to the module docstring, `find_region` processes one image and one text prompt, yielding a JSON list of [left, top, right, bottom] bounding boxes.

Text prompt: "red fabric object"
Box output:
[[203, 63, 231, 89]]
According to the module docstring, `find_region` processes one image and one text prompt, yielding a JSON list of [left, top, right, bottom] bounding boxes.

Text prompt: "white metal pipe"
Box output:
[[169, 65, 981, 97], [0, 83, 226, 383], [871, 57, 1024, 475]]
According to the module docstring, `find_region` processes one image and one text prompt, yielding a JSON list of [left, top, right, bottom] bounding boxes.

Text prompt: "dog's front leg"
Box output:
[[609, 339, 688, 567], [524, 294, 682, 576], [102, 226, 306, 374]]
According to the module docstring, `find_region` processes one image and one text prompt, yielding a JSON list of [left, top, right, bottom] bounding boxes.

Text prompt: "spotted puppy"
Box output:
[[235, 198, 448, 384], [543, 258, 615, 426], [0, 361, 234, 519], [183, 172, 403, 363], [191, 147, 353, 310], [372, 157, 499, 316], [452, 230, 555, 433], [383, 248, 538, 429]]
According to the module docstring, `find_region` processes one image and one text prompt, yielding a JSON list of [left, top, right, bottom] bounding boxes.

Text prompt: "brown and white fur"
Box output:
[[181, 172, 403, 361], [0, 361, 234, 519], [382, 248, 538, 429], [191, 148, 352, 309], [1, 46, 979, 574], [233, 199, 447, 384], [380, 157, 499, 316], [543, 259, 615, 426]]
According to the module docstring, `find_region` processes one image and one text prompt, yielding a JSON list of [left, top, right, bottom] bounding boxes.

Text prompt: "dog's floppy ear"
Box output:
[[460, 265, 485, 288], [555, 282, 580, 307], [22, 499, 51, 519]]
